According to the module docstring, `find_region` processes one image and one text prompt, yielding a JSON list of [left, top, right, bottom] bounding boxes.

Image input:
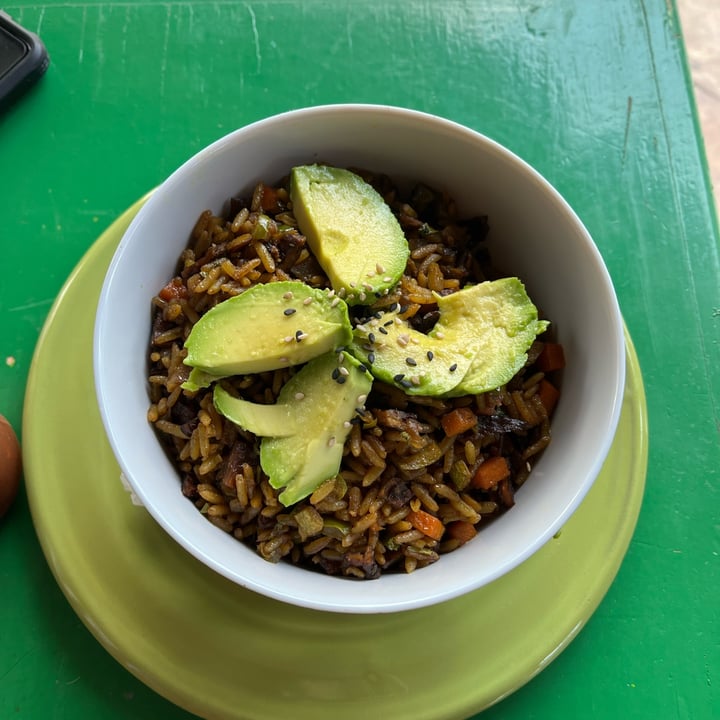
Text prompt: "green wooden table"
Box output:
[[1, 1, 718, 718]]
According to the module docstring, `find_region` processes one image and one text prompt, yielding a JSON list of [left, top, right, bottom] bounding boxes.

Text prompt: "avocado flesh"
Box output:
[[351, 311, 476, 396], [183, 368, 226, 392], [351, 278, 548, 397], [213, 351, 372, 507], [263, 351, 372, 506], [440, 278, 548, 396], [290, 165, 410, 305], [182, 280, 352, 381], [213, 385, 300, 437]]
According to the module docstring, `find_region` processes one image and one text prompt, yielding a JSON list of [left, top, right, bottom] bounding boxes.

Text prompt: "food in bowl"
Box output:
[[146, 165, 564, 579], [95, 104, 625, 612]]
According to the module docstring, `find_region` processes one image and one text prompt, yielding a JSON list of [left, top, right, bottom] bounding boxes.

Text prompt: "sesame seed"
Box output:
[[383, 320, 394, 327], [449, 363, 458, 372], [399, 304, 409, 314], [337, 287, 346, 298], [282, 291, 294, 300], [427, 350, 434, 361], [393, 373, 405, 382], [376, 263, 386, 274], [331, 297, 340, 307], [366, 271, 375, 278], [410, 375, 421, 385], [389, 302, 399, 312], [284, 335, 294, 343], [359, 292, 367, 301], [368, 332, 376, 344], [327, 289, 336, 297], [339, 366, 349, 377], [400, 379, 413, 388], [343, 421, 352, 429], [383, 276, 393, 283], [283, 307, 296, 316], [526, 461, 532, 472], [303, 296, 313, 305], [349, 282, 356, 288], [435, 331, 445, 339], [295, 392, 305, 400], [406, 357, 417, 366], [295, 330, 308, 342], [358, 363, 368, 373], [378, 326, 388, 335], [356, 394, 367, 405], [363, 282, 374, 291], [327, 436, 336, 448], [367, 352, 375, 364], [332, 368, 340, 380], [337, 352, 345, 363], [336, 375, 347, 384]]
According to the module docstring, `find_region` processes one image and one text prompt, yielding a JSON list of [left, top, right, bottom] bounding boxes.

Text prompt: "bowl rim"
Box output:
[[93, 103, 626, 613]]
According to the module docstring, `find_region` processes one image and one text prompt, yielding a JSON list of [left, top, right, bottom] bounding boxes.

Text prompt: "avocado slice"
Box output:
[[183, 368, 226, 393], [213, 351, 373, 507], [213, 385, 300, 437], [290, 165, 410, 305], [351, 309, 476, 396], [440, 278, 549, 396], [351, 278, 548, 397], [182, 280, 352, 381]]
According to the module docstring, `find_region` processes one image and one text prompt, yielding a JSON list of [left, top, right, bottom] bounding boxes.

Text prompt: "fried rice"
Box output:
[[146, 169, 560, 579]]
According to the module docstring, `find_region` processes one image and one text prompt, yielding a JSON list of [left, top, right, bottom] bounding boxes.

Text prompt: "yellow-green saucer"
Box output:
[[23, 199, 648, 720]]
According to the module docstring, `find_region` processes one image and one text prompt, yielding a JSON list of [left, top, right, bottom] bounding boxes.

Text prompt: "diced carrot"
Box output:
[[158, 278, 187, 301], [407, 509, 445, 541], [446, 520, 478, 545], [471, 456, 511, 490], [537, 379, 560, 415], [440, 407, 477, 437], [536, 342, 566, 372]]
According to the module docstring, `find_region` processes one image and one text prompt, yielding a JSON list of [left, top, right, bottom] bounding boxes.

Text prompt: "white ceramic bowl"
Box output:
[[94, 104, 625, 614]]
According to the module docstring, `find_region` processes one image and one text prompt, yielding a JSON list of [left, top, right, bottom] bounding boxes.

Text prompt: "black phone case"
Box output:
[[0, 12, 49, 109]]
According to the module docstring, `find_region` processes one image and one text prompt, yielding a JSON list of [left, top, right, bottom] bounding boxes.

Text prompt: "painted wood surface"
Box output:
[[0, 1, 718, 718]]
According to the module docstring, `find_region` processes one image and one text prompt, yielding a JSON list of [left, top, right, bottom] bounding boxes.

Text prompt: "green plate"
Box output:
[[23, 199, 648, 720]]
